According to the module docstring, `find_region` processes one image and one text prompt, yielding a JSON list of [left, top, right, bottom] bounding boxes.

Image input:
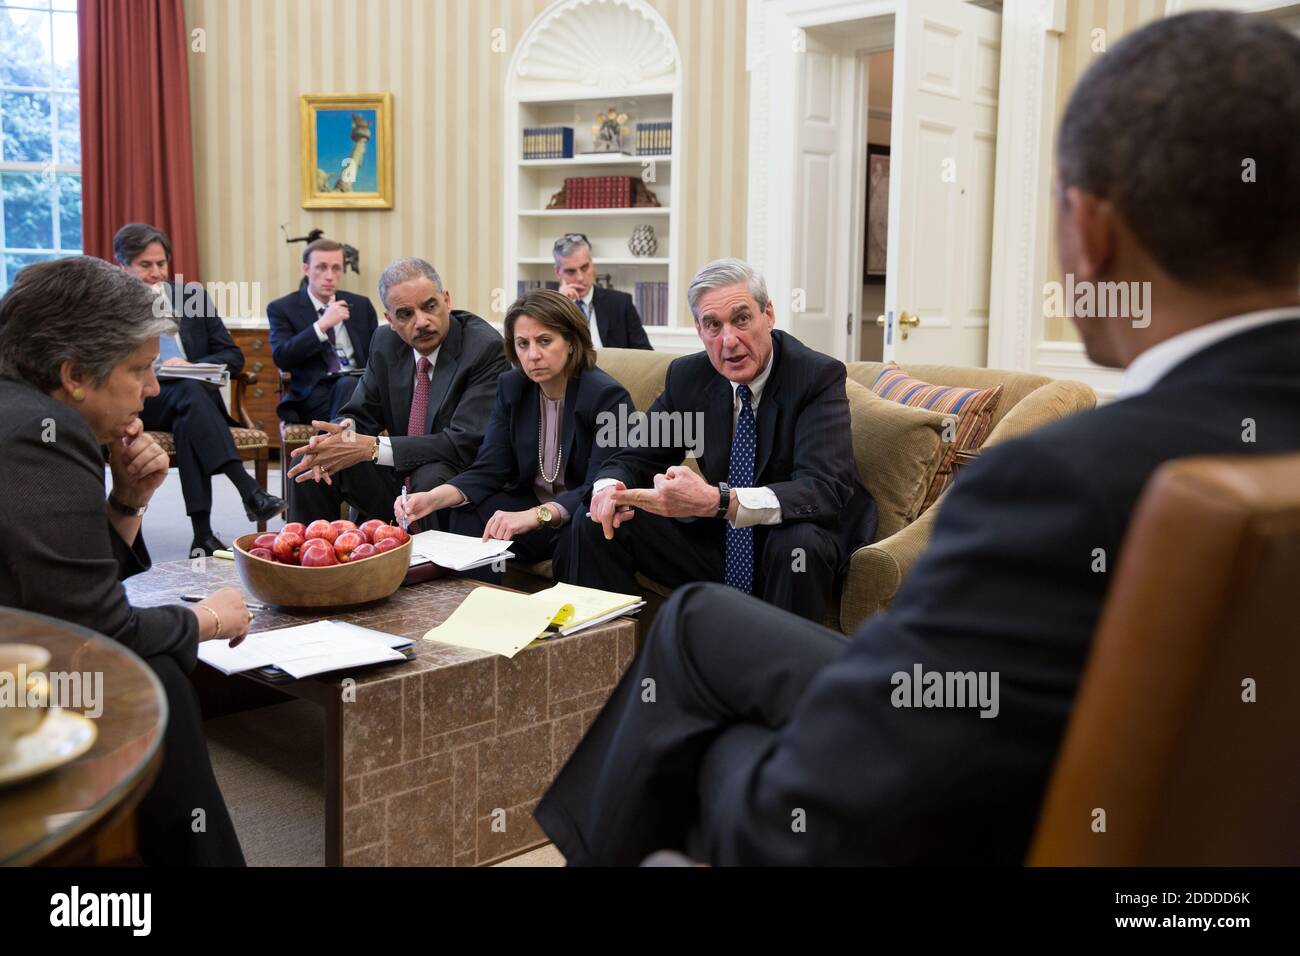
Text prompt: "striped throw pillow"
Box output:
[[870, 364, 1004, 510]]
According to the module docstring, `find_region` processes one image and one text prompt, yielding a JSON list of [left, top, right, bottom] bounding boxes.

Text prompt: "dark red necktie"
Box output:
[[407, 356, 431, 436]]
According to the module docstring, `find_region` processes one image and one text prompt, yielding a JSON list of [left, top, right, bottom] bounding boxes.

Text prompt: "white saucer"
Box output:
[[0, 708, 98, 788]]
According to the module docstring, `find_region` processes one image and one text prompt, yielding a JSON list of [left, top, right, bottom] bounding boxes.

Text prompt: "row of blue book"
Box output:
[[635, 121, 673, 156], [516, 280, 561, 299], [522, 127, 574, 160], [634, 281, 670, 326]]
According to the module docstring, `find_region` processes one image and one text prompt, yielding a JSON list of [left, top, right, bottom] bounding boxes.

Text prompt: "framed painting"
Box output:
[[300, 93, 393, 209], [864, 144, 890, 283]]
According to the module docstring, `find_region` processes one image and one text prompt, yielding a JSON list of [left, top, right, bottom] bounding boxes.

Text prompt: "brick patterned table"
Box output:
[[125, 559, 637, 866]]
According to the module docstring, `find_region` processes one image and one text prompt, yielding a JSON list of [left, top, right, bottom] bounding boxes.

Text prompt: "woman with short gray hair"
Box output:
[[0, 256, 247, 866]]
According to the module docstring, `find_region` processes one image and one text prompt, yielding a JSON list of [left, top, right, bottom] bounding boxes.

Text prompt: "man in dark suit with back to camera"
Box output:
[[553, 233, 653, 349], [535, 11, 1300, 865], [268, 237, 380, 424], [286, 257, 509, 525], [568, 256, 877, 624], [114, 222, 285, 556]]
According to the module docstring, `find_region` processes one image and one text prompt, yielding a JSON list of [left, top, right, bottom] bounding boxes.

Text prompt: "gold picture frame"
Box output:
[[300, 92, 393, 209]]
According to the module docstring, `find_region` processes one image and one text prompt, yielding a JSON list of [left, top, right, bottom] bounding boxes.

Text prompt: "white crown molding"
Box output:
[[512, 0, 680, 97]]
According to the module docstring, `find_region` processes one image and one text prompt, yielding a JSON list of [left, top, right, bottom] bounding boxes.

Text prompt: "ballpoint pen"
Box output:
[[181, 594, 269, 611], [400, 486, 409, 532]]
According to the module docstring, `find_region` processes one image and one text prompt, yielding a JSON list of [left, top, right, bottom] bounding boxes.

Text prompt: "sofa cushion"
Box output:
[[594, 347, 678, 413], [845, 379, 949, 541], [870, 363, 1003, 510]]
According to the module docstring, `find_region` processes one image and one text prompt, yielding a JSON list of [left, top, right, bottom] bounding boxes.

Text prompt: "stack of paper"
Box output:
[[408, 529, 515, 571], [157, 363, 229, 386], [423, 582, 645, 658], [198, 621, 411, 679]]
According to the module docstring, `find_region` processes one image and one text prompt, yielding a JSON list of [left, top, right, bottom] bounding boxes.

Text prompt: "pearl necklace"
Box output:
[[538, 392, 563, 484]]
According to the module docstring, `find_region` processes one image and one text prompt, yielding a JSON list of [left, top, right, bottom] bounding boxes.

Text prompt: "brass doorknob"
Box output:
[[876, 312, 921, 340]]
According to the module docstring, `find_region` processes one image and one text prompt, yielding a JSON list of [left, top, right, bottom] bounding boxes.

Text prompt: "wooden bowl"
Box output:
[[232, 533, 412, 609]]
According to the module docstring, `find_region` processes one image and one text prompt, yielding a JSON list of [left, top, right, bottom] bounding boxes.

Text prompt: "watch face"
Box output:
[[538, 507, 553, 523]]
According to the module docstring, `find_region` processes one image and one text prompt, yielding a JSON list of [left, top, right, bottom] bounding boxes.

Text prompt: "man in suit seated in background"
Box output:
[[553, 233, 653, 349], [268, 238, 380, 423], [286, 257, 509, 525], [569, 257, 877, 623], [114, 222, 285, 556], [535, 10, 1300, 865]]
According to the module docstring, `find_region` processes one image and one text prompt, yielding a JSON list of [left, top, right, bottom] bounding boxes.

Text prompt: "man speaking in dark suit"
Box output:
[[553, 233, 652, 349], [114, 223, 285, 556], [568, 257, 877, 623], [268, 238, 380, 423], [535, 10, 1300, 865], [286, 257, 509, 525]]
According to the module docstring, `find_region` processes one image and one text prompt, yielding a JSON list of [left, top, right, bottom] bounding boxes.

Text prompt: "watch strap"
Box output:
[[714, 482, 731, 519], [108, 493, 147, 517]]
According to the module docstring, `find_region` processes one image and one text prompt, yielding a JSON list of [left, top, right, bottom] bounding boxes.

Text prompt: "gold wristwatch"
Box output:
[[370, 436, 380, 463], [535, 505, 554, 526]]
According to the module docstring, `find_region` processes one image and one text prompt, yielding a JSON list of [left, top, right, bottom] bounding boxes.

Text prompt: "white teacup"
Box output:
[[0, 644, 52, 763]]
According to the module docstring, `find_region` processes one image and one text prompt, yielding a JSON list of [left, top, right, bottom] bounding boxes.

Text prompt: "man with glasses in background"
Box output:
[[552, 233, 653, 350]]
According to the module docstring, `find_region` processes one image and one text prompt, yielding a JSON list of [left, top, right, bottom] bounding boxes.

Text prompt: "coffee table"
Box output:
[[124, 559, 638, 866]]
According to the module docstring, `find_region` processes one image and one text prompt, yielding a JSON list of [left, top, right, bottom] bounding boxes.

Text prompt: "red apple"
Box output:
[[253, 532, 278, 550], [272, 531, 305, 565], [374, 537, 400, 554], [373, 525, 409, 546], [334, 530, 365, 560], [330, 519, 358, 536], [304, 519, 339, 544], [349, 543, 378, 561], [358, 519, 386, 543], [282, 522, 306, 537], [300, 542, 338, 567], [249, 547, 274, 562]]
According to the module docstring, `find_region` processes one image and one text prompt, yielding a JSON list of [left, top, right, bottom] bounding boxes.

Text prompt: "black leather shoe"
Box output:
[[243, 489, 287, 523], [190, 534, 228, 557]]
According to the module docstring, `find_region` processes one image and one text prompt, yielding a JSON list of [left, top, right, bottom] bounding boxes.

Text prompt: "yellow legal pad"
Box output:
[[422, 583, 643, 658]]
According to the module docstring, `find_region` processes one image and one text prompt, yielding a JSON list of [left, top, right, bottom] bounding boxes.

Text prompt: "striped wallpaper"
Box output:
[[182, 0, 749, 325], [1043, 0, 1169, 342]]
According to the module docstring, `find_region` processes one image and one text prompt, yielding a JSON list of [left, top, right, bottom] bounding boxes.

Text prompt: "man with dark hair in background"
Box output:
[[268, 237, 380, 423], [114, 222, 285, 556], [535, 10, 1300, 865]]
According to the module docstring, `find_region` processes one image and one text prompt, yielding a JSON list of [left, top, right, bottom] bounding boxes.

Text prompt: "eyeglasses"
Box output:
[[553, 233, 590, 251]]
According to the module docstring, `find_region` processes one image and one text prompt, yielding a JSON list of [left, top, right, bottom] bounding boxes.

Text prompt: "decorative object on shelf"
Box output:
[[628, 225, 658, 258], [523, 126, 575, 159], [300, 92, 393, 209], [596, 273, 614, 290], [546, 188, 567, 210], [517, 279, 561, 298], [865, 144, 890, 282], [590, 107, 631, 152], [632, 180, 661, 207], [635, 120, 672, 156], [281, 225, 361, 289]]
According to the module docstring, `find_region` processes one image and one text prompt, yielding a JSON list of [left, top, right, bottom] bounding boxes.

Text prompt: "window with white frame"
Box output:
[[0, 0, 80, 293]]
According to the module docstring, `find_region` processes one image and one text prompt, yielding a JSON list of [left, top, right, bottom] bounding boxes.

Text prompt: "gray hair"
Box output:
[[0, 257, 174, 393], [378, 257, 443, 310], [552, 233, 592, 265], [686, 258, 770, 321]]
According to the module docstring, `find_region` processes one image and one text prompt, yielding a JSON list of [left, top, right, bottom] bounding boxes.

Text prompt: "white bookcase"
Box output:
[[505, 0, 691, 348]]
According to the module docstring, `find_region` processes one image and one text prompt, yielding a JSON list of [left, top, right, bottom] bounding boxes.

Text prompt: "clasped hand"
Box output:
[[287, 419, 375, 484], [590, 466, 720, 540]]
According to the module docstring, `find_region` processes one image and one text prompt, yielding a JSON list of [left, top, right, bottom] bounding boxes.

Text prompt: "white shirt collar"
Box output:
[[581, 287, 595, 311], [412, 345, 441, 374], [729, 351, 775, 406], [1118, 308, 1300, 398], [307, 289, 332, 315]]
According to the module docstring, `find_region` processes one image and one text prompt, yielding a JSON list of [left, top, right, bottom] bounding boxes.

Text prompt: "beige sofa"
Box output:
[[509, 348, 1096, 634]]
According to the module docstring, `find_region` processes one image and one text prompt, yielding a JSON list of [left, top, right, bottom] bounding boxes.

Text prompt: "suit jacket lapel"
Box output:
[[592, 288, 615, 346], [422, 315, 463, 433], [703, 374, 733, 483], [520, 380, 542, 483], [392, 342, 416, 434], [340, 295, 369, 366], [754, 389, 779, 482], [297, 287, 319, 332]]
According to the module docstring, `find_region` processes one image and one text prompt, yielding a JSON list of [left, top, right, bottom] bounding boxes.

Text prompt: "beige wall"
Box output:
[[183, 0, 749, 324], [1043, 0, 1168, 342]]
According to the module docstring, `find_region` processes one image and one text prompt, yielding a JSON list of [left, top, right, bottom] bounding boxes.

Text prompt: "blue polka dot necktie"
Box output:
[[725, 384, 755, 593], [578, 299, 588, 318]]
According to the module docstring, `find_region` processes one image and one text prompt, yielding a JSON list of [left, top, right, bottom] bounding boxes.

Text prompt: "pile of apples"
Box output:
[[247, 519, 411, 567]]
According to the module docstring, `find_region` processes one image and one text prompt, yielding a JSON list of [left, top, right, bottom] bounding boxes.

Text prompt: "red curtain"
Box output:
[[78, 0, 200, 282]]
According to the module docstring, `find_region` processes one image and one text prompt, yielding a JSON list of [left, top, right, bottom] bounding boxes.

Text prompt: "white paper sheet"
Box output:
[[408, 529, 514, 571], [197, 620, 407, 676]]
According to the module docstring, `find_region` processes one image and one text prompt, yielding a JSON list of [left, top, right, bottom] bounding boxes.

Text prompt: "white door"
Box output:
[[880, 0, 1001, 365], [788, 30, 861, 360]]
